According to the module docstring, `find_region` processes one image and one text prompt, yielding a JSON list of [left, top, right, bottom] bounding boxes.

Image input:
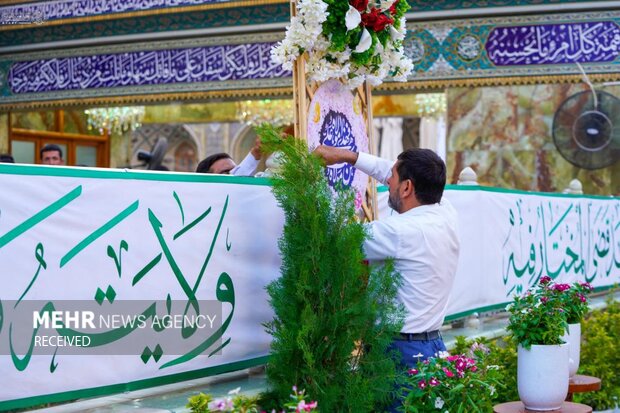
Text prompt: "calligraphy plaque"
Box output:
[[307, 80, 370, 211], [486, 21, 620, 66], [8, 42, 289, 94]]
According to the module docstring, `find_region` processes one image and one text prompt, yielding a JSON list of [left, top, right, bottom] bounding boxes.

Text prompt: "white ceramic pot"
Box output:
[[562, 322, 581, 378], [518, 343, 569, 411]]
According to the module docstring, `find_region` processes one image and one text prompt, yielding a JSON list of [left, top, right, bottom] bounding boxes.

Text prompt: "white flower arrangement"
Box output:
[[271, 0, 413, 88]]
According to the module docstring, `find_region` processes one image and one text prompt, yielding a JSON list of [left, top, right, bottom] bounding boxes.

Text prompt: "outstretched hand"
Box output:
[[250, 137, 263, 160], [313, 145, 359, 166]]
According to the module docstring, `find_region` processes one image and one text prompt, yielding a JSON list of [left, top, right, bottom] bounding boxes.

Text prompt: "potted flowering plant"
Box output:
[[506, 277, 569, 349], [271, 0, 413, 87], [553, 279, 594, 377], [506, 277, 572, 411], [400, 343, 503, 412]]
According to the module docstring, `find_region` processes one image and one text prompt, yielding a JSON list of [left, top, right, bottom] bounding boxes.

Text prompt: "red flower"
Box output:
[[389, 0, 399, 14], [361, 8, 394, 32], [350, 0, 368, 12]]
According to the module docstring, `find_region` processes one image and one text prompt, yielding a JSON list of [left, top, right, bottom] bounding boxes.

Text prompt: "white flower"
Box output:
[[345, 5, 361, 31], [270, 0, 413, 86], [380, 0, 396, 11], [437, 350, 450, 359], [389, 25, 405, 41], [354, 27, 372, 53], [435, 397, 445, 409], [348, 75, 365, 89], [489, 385, 497, 396], [228, 387, 241, 395]]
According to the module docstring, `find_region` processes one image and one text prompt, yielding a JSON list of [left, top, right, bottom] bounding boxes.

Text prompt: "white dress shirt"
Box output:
[[355, 152, 460, 334], [231, 153, 260, 176]]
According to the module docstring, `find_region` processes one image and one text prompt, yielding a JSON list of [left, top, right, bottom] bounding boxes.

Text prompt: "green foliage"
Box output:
[[232, 394, 260, 413], [506, 277, 569, 348], [401, 338, 503, 412], [574, 296, 620, 410], [453, 336, 518, 404], [322, 0, 348, 52], [256, 123, 404, 412], [351, 33, 378, 66], [392, 0, 410, 29], [187, 392, 213, 413], [187, 388, 315, 412], [558, 281, 593, 324], [507, 277, 594, 348]]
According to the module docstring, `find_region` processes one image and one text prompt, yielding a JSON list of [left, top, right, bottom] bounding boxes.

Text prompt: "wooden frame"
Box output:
[[290, 0, 378, 221]]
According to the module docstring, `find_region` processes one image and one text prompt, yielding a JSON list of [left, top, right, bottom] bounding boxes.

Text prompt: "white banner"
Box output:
[[0, 164, 618, 409], [379, 186, 620, 318], [0, 165, 283, 408]]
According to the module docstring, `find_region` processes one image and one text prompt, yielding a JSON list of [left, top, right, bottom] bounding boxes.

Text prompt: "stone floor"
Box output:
[[26, 291, 619, 413]]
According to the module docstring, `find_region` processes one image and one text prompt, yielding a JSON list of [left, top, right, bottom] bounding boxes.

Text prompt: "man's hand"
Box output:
[[250, 137, 262, 160], [313, 145, 359, 166]]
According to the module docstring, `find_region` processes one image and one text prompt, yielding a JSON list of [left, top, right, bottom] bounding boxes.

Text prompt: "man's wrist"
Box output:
[[343, 149, 359, 165]]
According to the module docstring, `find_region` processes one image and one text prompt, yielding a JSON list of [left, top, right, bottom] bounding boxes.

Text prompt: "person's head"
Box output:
[[386, 148, 446, 213], [0, 153, 14, 163], [196, 153, 236, 174], [40, 144, 64, 165]]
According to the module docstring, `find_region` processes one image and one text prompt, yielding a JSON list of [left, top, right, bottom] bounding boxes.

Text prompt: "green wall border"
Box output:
[[377, 183, 620, 201], [0, 164, 272, 186]]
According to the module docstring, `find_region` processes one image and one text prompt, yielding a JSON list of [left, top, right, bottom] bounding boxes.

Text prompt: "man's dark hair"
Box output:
[[40, 144, 63, 159], [196, 153, 231, 173], [0, 153, 14, 163], [396, 148, 446, 205]]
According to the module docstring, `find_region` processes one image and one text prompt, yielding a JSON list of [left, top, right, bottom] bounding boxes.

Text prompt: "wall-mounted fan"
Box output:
[[136, 137, 168, 170], [552, 89, 620, 170]]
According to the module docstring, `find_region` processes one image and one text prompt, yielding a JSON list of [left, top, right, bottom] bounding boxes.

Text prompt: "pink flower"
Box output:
[[408, 368, 418, 375], [443, 368, 454, 378], [539, 276, 552, 284], [554, 283, 571, 292], [418, 380, 427, 389], [429, 377, 440, 386], [540, 296, 548, 303], [297, 400, 318, 412], [470, 342, 490, 354], [470, 365, 478, 372], [579, 294, 586, 303], [455, 359, 467, 371]]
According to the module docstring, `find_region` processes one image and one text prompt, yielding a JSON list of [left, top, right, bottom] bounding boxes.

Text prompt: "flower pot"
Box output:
[[562, 322, 581, 378], [517, 343, 569, 411]]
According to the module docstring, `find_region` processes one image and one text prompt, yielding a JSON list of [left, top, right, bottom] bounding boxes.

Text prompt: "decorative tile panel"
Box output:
[[0, 34, 290, 106], [401, 11, 620, 84]]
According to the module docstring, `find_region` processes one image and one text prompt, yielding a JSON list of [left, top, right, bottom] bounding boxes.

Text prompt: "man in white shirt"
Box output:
[[196, 138, 262, 176], [314, 146, 460, 367]]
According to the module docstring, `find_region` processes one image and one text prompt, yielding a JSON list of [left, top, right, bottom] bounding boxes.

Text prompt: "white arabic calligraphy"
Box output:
[[0, 0, 229, 22], [8, 43, 290, 94], [486, 21, 620, 65]]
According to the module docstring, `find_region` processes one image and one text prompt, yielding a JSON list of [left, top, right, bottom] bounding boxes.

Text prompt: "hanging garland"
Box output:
[[271, 0, 413, 88]]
